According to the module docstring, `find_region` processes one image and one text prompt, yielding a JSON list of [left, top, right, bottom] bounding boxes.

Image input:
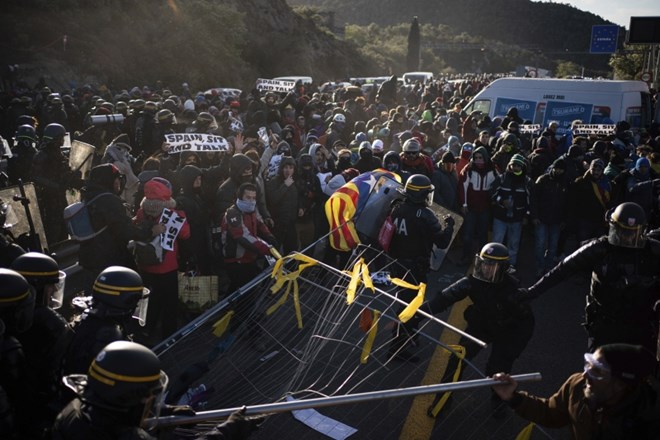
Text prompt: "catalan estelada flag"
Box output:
[[325, 169, 401, 251]]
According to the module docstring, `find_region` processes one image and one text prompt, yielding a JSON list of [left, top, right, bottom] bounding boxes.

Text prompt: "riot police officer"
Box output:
[[0, 269, 35, 439], [388, 174, 454, 361], [53, 340, 264, 439], [63, 266, 149, 375], [524, 202, 660, 353], [8, 124, 38, 184], [11, 252, 73, 431], [0, 199, 25, 268], [424, 243, 535, 418], [31, 123, 82, 244]]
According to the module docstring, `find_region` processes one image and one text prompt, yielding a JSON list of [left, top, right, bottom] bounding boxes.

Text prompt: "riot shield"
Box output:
[[68, 140, 96, 181], [354, 174, 404, 241], [0, 182, 47, 251]]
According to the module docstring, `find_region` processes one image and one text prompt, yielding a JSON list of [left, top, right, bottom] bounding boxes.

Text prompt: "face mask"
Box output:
[[338, 157, 352, 168], [236, 198, 256, 213], [386, 163, 399, 172], [513, 170, 523, 176]]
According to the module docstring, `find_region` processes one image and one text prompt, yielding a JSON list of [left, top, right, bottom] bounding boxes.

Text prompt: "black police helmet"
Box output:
[[607, 202, 647, 249], [15, 124, 37, 142], [86, 341, 166, 415], [92, 266, 146, 312], [473, 242, 509, 283], [11, 252, 64, 307], [42, 123, 66, 142], [399, 174, 434, 205], [0, 268, 35, 333]]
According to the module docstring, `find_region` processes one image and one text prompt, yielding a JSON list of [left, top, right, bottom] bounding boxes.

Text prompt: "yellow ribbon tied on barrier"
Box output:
[[429, 344, 466, 418], [390, 277, 426, 323], [212, 310, 235, 338], [515, 423, 536, 440], [360, 310, 380, 364], [345, 258, 374, 305], [266, 253, 318, 329]]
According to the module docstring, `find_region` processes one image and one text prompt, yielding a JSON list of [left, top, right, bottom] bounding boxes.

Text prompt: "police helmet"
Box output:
[[399, 174, 434, 206], [0, 268, 35, 333], [402, 138, 421, 154], [606, 202, 647, 249], [42, 123, 66, 143], [472, 242, 509, 283], [86, 341, 167, 426], [15, 124, 37, 142], [93, 266, 149, 326], [11, 252, 65, 309]]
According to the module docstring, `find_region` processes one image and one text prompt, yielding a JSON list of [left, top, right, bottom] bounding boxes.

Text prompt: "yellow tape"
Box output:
[[360, 310, 380, 364], [397, 282, 426, 323], [266, 253, 318, 329], [515, 423, 536, 440], [430, 345, 466, 417], [212, 310, 234, 338]]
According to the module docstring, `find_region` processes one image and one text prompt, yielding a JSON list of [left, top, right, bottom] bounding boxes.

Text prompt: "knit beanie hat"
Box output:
[[141, 178, 176, 217], [508, 153, 526, 169], [599, 344, 657, 384]]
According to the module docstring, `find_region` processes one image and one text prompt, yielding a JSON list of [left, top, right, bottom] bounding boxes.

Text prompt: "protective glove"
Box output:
[[514, 287, 536, 302], [161, 404, 196, 417], [443, 214, 455, 229], [217, 406, 265, 439]]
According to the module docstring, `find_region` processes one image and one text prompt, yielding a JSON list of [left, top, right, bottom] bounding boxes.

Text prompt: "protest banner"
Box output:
[[164, 133, 229, 154], [256, 78, 296, 93], [160, 208, 186, 251], [572, 124, 616, 136]]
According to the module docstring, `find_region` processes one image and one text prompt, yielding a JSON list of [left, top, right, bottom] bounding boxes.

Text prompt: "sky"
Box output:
[[558, 0, 660, 27]]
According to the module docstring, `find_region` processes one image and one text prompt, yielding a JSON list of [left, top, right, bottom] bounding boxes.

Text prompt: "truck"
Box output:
[[463, 78, 655, 133]]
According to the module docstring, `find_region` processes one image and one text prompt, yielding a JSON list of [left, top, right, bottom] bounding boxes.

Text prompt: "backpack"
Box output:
[[128, 235, 164, 267], [63, 193, 112, 241]]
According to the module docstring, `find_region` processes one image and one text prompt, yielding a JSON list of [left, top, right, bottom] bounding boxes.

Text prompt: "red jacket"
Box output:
[[134, 209, 190, 274], [221, 205, 274, 264]]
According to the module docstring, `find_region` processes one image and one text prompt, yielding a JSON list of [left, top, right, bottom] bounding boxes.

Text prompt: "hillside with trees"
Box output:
[[0, 0, 373, 90], [289, 0, 622, 76]]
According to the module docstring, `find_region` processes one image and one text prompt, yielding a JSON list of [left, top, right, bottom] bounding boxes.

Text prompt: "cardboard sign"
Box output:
[[256, 78, 296, 93], [164, 133, 229, 154], [160, 208, 186, 251]]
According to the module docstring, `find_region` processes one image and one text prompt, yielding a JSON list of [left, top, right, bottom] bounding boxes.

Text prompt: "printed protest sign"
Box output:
[[572, 124, 616, 136], [256, 78, 296, 93], [160, 208, 186, 251], [164, 133, 229, 154]]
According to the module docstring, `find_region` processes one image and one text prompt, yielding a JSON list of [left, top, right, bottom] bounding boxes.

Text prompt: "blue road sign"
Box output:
[[590, 25, 619, 54]]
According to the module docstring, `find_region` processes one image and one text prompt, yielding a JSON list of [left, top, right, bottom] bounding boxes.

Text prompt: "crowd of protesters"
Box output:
[[1, 72, 660, 438]]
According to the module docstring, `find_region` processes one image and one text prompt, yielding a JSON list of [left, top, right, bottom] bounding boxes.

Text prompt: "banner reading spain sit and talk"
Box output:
[[325, 170, 401, 251], [164, 133, 229, 154]]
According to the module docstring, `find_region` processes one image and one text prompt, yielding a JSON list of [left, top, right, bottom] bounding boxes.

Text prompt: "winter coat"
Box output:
[[431, 167, 458, 211], [214, 154, 270, 221], [134, 207, 190, 274], [512, 373, 660, 440], [266, 159, 300, 225], [79, 182, 152, 273], [568, 171, 611, 225], [491, 171, 531, 223], [458, 147, 498, 213], [221, 204, 275, 264], [531, 169, 567, 225]]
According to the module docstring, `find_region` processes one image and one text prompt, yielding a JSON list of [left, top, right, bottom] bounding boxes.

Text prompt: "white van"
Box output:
[[402, 71, 434, 85], [464, 78, 654, 132]]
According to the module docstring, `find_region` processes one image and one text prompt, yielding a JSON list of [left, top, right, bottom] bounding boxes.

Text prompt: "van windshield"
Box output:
[[467, 99, 491, 116]]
